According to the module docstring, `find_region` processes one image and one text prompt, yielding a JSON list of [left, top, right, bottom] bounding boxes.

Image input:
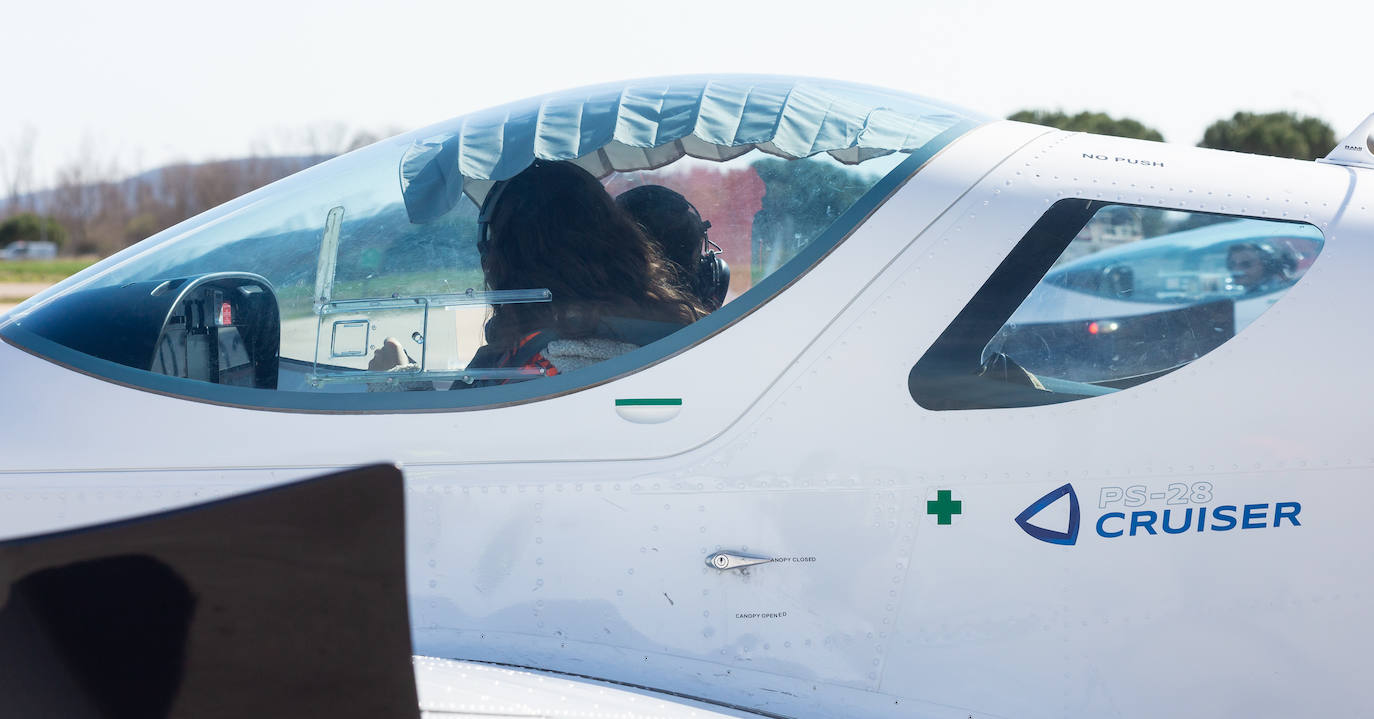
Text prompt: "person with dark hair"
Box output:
[[615, 185, 730, 310], [1226, 241, 1297, 295], [465, 161, 706, 381], [368, 161, 706, 386]]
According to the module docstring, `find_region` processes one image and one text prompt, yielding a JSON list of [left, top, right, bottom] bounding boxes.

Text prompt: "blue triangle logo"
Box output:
[[1015, 483, 1080, 545]]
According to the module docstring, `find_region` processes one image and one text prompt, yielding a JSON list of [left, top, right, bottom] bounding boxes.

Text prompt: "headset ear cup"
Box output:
[[476, 179, 510, 259], [712, 256, 730, 308], [697, 253, 730, 310]]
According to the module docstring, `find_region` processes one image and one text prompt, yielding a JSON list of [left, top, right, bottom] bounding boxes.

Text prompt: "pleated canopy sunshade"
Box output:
[[399, 76, 985, 223]]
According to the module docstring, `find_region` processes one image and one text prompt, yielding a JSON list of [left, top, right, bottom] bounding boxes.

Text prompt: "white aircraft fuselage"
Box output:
[[2, 114, 1371, 718]]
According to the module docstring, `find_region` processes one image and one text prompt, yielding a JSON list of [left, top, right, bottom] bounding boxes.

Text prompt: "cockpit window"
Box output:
[[0, 77, 982, 412], [910, 201, 1323, 410]]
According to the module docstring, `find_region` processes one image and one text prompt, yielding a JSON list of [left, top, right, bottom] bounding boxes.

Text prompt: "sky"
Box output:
[[1, 0, 1367, 189]]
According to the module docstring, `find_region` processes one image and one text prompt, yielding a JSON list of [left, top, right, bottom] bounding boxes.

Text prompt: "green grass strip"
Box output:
[[615, 398, 682, 406], [0, 259, 97, 283]]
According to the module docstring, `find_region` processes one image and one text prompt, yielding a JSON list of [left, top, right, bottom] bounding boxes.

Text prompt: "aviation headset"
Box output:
[[693, 224, 731, 310], [475, 175, 511, 260]]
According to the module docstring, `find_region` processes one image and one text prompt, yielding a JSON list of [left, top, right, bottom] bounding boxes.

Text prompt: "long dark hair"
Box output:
[[481, 161, 705, 348]]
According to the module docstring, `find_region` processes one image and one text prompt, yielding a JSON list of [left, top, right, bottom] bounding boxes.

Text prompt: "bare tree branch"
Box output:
[[1, 125, 39, 214]]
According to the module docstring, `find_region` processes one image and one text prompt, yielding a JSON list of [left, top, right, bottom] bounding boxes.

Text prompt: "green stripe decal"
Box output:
[[615, 398, 682, 406]]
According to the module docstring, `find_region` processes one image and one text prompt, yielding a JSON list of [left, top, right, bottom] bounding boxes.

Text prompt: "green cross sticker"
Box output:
[[927, 490, 962, 525]]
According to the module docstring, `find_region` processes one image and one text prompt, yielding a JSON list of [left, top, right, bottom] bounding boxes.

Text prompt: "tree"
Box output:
[[1198, 111, 1335, 160], [751, 157, 874, 280], [0, 213, 67, 250], [1009, 110, 1165, 142], [124, 212, 163, 246], [0, 125, 38, 212], [51, 159, 102, 255]]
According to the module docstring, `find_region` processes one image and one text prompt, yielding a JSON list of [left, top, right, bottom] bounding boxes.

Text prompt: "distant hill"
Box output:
[[2, 155, 331, 217], [0, 154, 332, 255]]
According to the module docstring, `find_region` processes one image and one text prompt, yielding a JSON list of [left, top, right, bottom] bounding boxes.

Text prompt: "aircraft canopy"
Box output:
[[399, 76, 983, 222]]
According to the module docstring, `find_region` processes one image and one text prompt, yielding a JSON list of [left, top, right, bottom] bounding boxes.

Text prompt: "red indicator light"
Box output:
[[220, 302, 232, 325], [1087, 321, 1100, 335]]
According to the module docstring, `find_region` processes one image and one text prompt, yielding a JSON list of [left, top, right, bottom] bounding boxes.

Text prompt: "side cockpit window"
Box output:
[[910, 200, 1323, 410], [1, 78, 983, 411]]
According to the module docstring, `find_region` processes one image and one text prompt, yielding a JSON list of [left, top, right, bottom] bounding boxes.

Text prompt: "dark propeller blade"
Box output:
[[0, 464, 418, 719]]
